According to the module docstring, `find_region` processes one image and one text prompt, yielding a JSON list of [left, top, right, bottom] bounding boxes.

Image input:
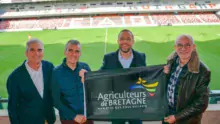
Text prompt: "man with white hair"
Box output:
[[7, 38, 56, 124], [163, 34, 211, 124]]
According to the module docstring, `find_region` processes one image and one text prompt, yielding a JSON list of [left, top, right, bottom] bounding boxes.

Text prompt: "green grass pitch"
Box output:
[[0, 25, 220, 98]]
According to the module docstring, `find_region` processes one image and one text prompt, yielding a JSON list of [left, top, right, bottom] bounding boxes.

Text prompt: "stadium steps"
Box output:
[[148, 15, 154, 24], [121, 16, 126, 25], [196, 15, 205, 23], [176, 15, 183, 24], [61, 19, 66, 27]]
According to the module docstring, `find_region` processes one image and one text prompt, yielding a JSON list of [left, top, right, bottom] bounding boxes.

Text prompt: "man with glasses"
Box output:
[[100, 29, 146, 124], [163, 34, 211, 124]]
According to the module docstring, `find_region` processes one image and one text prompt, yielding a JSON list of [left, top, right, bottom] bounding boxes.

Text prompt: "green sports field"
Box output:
[[0, 25, 220, 98]]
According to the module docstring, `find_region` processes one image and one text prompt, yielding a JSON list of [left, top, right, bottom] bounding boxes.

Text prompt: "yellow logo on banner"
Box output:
[[131, 77, 159, 97]]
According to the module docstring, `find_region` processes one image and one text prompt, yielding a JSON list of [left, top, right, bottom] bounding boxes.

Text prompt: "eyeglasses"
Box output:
[[176, 43, 192, 49]]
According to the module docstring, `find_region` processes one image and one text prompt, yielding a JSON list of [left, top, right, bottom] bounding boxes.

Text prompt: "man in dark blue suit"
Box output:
[[7, 38, 56, 124], [100, 29, 146, 124]]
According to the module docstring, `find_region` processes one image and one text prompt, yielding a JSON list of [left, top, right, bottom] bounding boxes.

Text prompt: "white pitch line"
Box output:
[[104, 28, 108, 54], [135, 36, 143, 41]]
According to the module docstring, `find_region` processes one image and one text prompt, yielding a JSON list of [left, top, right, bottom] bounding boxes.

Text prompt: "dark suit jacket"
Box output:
[[100, 49, 146, 124], [100, 49, 146, 70], [7, 60, 56, 124]]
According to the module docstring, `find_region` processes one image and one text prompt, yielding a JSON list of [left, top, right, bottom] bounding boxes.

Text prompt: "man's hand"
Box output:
[[164, 115, 176, 124], [79, 69, 87, 83], [74, 115, 87, 124], [163, 65, 170, 74]]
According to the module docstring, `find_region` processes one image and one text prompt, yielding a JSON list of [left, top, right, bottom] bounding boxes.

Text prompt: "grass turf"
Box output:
[[0, 25, 220, 98]]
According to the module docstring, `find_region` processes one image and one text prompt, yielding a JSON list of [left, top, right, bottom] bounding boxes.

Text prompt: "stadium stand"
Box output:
[[0, 0, 219, 18], [197, 12, 220, 23], [150, 13, 181, 25], [1, 12, 220, 30], [178, 13, 202, 24], [0, 0, 220, 31]]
